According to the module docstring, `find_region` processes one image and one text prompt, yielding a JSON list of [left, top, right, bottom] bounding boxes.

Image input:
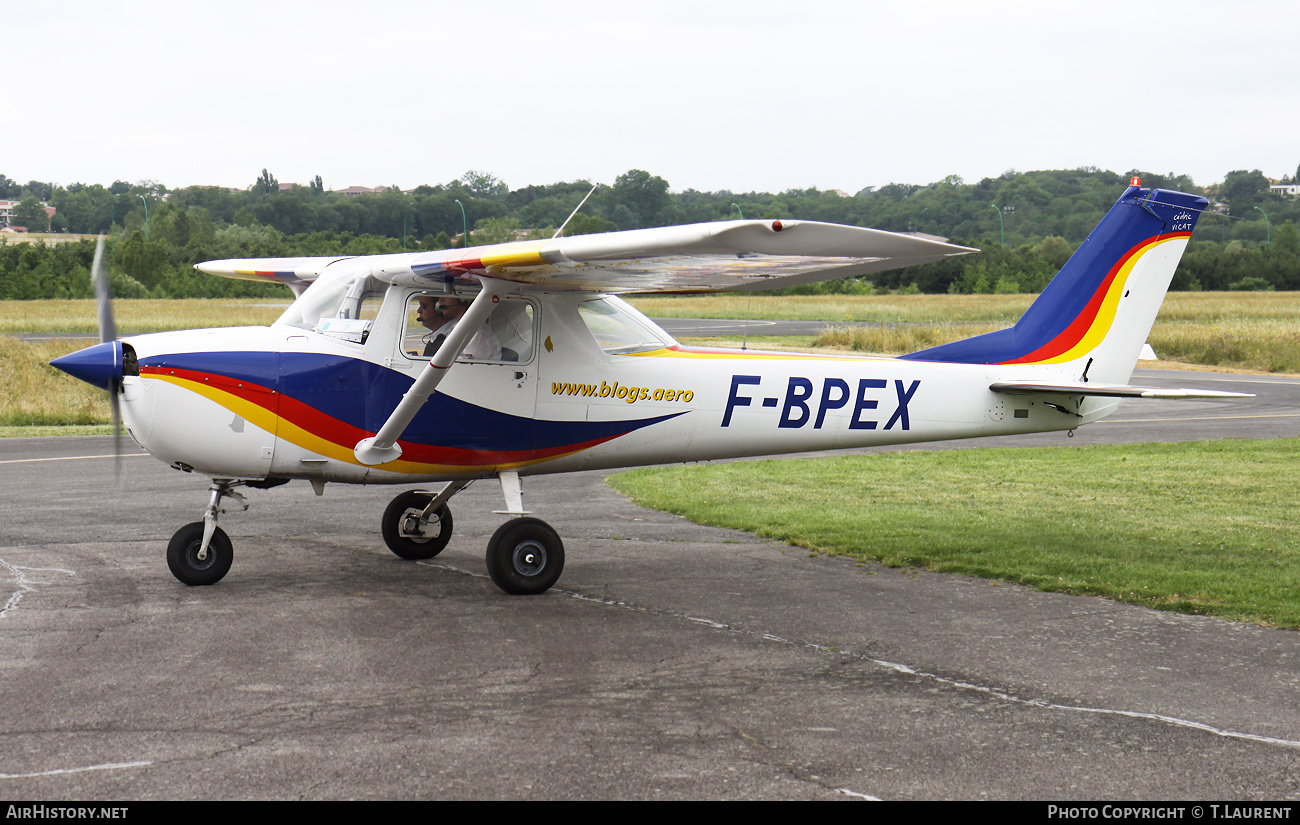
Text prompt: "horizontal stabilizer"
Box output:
[[990, 381, 1253, 400]]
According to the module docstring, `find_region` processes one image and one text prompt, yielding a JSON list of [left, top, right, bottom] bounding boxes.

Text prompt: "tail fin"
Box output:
[[900, 184, 1206, 384]]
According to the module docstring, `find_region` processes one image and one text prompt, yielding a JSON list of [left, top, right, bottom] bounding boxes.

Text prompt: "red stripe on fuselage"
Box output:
[[141, 365, 628, 467]]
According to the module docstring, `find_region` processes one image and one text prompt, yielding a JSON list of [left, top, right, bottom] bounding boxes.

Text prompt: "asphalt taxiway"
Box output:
[[1, 370, 1297, 800]]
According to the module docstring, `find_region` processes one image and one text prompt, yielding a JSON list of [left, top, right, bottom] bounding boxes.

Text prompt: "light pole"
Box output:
[[1254, 206, 1271, 247], [138, 194, 149, 240], [403, 201, 415, 251], [911, 207, 929, 234], [732, 203, 744, 220], [454, 199, 468, 248], [990, 203, 1005, 249]]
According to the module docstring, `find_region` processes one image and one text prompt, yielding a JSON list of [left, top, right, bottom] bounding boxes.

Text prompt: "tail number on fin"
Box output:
[[723, 375, 919, 431]]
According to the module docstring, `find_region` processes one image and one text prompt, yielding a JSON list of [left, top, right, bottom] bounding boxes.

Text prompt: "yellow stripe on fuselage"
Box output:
[[625, 347, 893, 361], [147, 374, 589, 476]]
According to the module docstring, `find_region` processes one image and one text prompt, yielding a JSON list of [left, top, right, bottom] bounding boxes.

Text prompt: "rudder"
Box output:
[[900, 184, 1206, 384]]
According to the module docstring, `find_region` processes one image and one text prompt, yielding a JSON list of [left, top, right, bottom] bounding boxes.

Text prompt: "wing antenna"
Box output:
[[553, 183, 600, 239]]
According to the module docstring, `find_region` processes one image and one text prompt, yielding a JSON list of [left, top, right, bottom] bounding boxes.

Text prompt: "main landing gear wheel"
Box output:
[[485, 517, 564, 595], [382, 491, 453, 560], [167, 522, 233, 586]]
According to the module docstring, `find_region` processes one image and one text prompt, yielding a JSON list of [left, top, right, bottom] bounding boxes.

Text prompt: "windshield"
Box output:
[[275, 265, 381, 341], [578, 296, 675, 354]]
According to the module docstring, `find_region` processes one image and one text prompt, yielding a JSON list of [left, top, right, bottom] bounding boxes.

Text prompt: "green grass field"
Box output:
[[609, 440, 1300, 628]]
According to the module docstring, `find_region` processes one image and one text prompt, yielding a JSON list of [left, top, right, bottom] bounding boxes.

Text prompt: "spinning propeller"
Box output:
[[50, 236, 124, 474], [90, 236, 124, 474]]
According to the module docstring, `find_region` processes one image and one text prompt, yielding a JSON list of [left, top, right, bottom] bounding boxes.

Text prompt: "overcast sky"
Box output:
[[8, 0, 1297, 195]]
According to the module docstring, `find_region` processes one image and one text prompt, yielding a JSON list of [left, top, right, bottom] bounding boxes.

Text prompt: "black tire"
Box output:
[[166, 522, 233, 586], [382, 491, 453, 560], [485, 517, 564, 595]]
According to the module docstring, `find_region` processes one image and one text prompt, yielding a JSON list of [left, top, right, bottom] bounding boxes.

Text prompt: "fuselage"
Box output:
[[114, 288, 1109, 484]]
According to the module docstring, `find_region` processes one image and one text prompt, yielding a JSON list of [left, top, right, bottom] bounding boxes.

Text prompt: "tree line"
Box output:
[[1, 165, 1297, 301]]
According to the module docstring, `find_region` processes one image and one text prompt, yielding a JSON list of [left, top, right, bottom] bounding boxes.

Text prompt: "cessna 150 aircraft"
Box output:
[[52, 181, 1247, 595]]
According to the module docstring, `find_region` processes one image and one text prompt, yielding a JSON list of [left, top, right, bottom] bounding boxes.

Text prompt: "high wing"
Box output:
[[193, 255, 357, 288], [195, 219, 976, 294], [990, 381, 1252, 399]]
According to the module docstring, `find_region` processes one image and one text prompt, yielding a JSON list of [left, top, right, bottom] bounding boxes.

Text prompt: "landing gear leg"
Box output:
[[167, 479, 247, 586]]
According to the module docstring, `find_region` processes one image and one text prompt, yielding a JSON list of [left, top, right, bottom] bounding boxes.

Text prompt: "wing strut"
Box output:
[[354, 278, 508, 466]]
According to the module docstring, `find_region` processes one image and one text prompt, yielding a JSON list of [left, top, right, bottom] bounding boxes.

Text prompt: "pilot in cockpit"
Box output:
[[412, 294, 502, 361], [436, 296, 502, 361], [414, 295, 449, 355]]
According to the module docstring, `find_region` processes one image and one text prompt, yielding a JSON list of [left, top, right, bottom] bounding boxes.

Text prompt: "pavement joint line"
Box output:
[[837, 788, 884, 801], [423, 559, 1300, 753], [0, 761, 153, 780]]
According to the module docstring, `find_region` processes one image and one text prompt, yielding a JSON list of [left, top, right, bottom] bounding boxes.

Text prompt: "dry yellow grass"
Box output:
[[1146, 292, 1300, 322], [810, 323, 1008, 355], [810, 319, 1300, 373], [0, 337, 111, 426], [0, 299, 290, 334], [634, 292, 1300, 374], [1148, 320, 1300, 373], [628, 293, 1035, 323], [630, 291, 1300, 324]]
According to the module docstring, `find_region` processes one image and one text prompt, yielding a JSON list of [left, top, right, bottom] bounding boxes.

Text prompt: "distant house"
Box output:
[[331, 185, 413, 196], [1269, 183, 1300, 197], [0, 200, 56, 229]]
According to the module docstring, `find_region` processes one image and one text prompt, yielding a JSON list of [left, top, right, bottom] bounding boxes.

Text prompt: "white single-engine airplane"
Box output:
[[53, 180, 1248, 595]]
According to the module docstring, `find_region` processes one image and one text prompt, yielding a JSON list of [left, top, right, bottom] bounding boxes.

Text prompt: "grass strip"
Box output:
[[0, 299, 288, 334], [1, 337, 112, 427], [632, 293, 1300, 373], [608, 439, 1300, 628]]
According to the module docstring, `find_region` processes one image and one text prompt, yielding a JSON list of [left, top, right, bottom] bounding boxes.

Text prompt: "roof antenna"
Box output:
[[553, 183, 601, 238]]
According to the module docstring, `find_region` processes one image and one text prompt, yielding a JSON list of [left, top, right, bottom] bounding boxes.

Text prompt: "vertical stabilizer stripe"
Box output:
[[1000, 233, 1187, 365]]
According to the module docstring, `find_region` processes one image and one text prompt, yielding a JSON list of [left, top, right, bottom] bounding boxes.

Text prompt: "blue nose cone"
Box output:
[[50, 340, 123, 389]]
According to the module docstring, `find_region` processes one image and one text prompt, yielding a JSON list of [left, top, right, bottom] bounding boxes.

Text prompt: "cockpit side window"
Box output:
[[403, 292, 535, 363]]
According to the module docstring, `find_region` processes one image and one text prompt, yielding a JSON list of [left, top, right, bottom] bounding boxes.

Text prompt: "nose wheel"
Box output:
[[165, 478, 252, 586], [485, 517, 565, 595], [167, 522, 233, 586]]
